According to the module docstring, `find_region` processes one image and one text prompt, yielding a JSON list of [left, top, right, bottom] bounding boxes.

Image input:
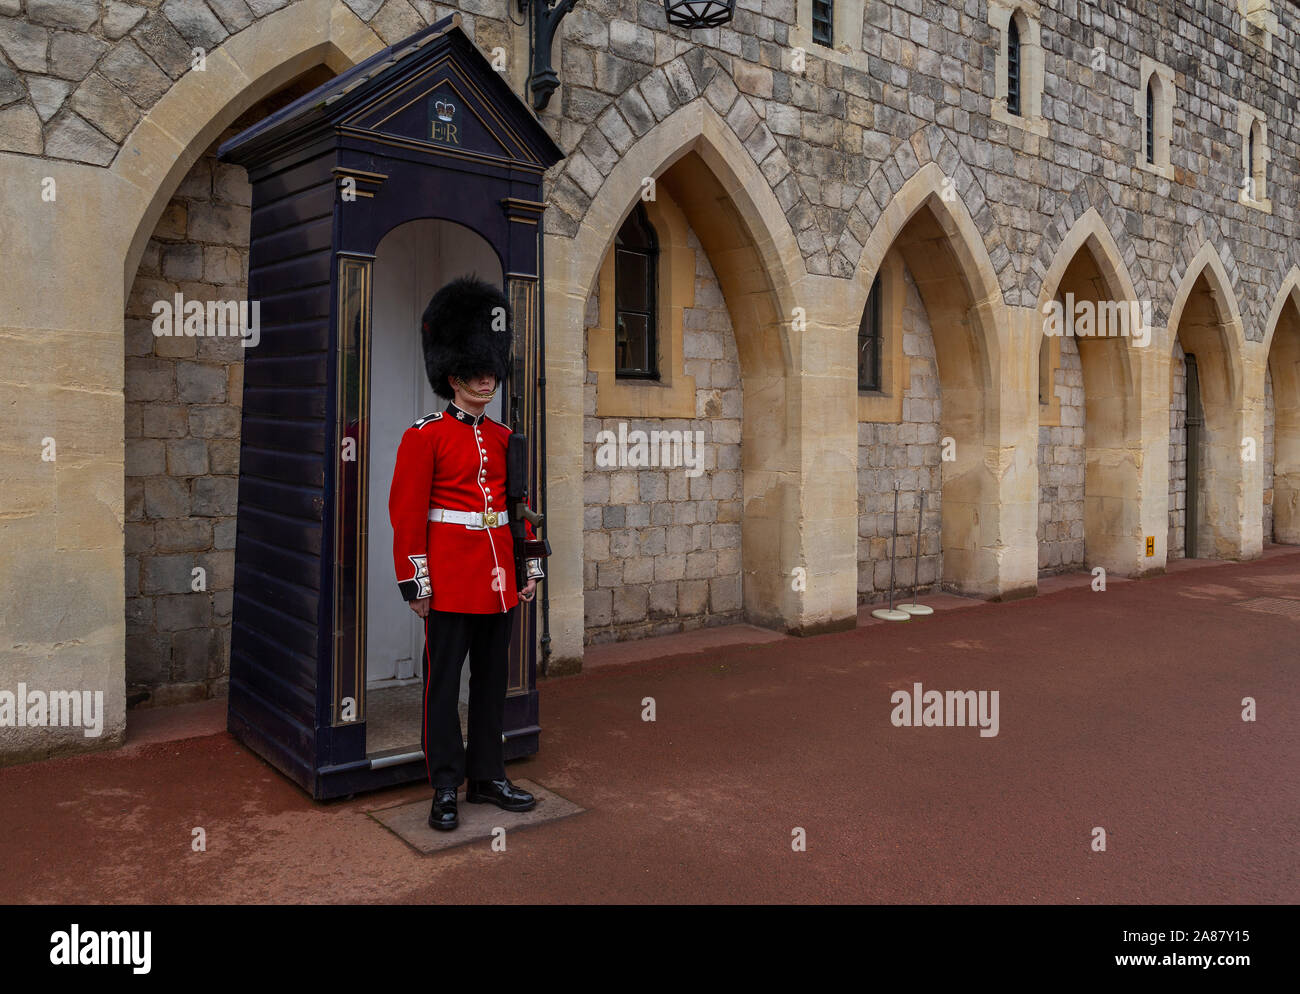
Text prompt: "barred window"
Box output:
[[1007, 17, 1021, 116], [614, 202, 658, 379], [812, 0, 833, 47], [858, 273, 882, 392]]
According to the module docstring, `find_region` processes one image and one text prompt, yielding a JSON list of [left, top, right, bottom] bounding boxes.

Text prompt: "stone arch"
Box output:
[[1166, 215, 1247, 342], [1262, 267, 1300, 543], [845, 124, 1005, 295], [545, 98, 846, 664], [549, 51, 817, 271], [854, 160, 1035, 599], [110, 1, 381, 297], [1036, 206, 1165, 575], [1165, 241, 1254, 559], [1260, 266, 1300, 359], [1027, 177, 1156, 321]]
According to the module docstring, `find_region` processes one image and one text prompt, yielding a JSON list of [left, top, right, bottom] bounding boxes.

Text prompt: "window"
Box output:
[[988, 2, 1046, 135], [858, 273, 882, 392], [812, 0, 833, 47], [614, 202, 658, 378], [1248, 124, 1255, 176], [1007, 18, 1021, 117], [1237, 102, 1270, 210], [1136, 57, 1174, 179], [1246, 117, 1266, 200], [1145, 81, 1154, 164]]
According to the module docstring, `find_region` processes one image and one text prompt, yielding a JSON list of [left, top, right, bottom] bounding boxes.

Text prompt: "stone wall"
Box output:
[[2, 0, 1298, 724], [122, 130, 248, 706], [582, 225, 743, 643], [1037, 335, 1084, 573], [858, 267, 942, 601]]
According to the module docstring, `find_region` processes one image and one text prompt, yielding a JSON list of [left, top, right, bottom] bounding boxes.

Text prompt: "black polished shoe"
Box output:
[[465, 777, 536, 812], [428, 786, 458, 831]]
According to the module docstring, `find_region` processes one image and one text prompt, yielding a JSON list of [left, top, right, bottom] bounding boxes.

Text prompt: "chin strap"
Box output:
[[453, 377, 498, 401]]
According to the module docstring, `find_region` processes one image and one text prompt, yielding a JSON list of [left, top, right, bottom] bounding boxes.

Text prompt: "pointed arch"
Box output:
[[1034, 206, 1165, 575], [1166, 242, 1254, 559], [1027, 178, 1155, 320], [846, 125, 1003, 297], [546, 97, 860, 661], [1261, 266, 1300, 358], [1262, 266, 1300, 544], [1165, 240, 1246, 403], [852, 160, 1034, 599], [111, 0, 381, 297]]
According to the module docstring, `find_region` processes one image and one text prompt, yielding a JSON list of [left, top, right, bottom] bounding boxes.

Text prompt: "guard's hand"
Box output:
[[409, 596, 431, 618], [519, 579, 537, 602]]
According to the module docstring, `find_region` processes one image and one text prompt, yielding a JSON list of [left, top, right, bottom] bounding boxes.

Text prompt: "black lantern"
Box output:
[[665, 0, 735, 29]]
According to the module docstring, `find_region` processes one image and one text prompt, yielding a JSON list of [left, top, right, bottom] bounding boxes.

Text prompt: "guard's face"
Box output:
[[451, 371, 497, 399]]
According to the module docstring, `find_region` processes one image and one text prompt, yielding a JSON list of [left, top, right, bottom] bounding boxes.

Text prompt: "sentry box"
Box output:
[[217, 14, 562, 799]]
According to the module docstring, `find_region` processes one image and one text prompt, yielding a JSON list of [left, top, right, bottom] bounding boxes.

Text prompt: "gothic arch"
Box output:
[[853, 159, 1035, 598], [1262, 266, 1300, 544], [1165, 240, 1253, 559], [110, 0, 381, 297], [545, 98, 856, 657], [1027, 178, 1155, 321], [845, 124, 1005, 295], [1035, 206, 1164, 575], [1166, 215, 1246, 342], [1261, 266, 1300, 358], [550, 50, 815, 273]]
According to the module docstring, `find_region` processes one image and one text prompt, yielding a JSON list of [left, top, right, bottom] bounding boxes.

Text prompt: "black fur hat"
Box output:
[[420, 274, 513, 400]]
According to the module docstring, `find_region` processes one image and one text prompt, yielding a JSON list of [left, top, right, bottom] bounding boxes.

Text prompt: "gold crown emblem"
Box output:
[[434, 99, 456, 122]]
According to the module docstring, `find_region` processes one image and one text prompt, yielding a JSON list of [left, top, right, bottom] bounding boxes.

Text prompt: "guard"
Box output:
[[388, 274, 547, 831]]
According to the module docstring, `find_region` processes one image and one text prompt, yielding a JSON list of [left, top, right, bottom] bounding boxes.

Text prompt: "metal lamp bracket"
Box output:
[[518, 0, 579, 111]]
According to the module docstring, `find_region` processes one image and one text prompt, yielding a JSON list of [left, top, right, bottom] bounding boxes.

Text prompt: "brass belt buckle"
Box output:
[[482, 510, 498, 527]]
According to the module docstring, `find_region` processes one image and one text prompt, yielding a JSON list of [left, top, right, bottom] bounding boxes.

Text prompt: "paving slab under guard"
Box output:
[[367, 780, 585, 854]]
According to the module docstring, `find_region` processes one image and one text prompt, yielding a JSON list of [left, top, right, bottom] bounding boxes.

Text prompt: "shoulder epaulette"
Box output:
[[412, 412, 443, 429]]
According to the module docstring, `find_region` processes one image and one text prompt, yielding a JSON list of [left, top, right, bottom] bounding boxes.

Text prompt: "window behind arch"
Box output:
[[1007, 17, 1021, 116], [614, 201, 658, 379], [858, 273, 882, 392], [812, 0, 833, 47]]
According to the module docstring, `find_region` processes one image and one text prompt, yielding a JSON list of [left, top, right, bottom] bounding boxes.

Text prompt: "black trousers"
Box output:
[[421, 607, 516, 790]]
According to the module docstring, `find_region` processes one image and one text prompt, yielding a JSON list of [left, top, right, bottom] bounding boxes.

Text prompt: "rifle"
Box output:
[[506, 432, 550, 590]]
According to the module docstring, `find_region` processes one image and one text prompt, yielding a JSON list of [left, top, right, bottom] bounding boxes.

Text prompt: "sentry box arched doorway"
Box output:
[[218, 14, 563, 799]]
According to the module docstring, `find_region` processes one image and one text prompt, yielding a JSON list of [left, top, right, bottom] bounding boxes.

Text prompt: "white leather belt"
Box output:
[[428, 507, 509, 529]]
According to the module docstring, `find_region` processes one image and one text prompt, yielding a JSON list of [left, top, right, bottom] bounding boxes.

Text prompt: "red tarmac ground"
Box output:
[[2, 549, 1297, 904]]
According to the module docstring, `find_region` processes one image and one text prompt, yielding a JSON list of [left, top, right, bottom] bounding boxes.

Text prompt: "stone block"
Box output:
[[645, 581, 675, 619], [191, 476, 237, 516], [709, 575, 741, 613], [654, 554, 686, 582], [613, 584, 648, 623]]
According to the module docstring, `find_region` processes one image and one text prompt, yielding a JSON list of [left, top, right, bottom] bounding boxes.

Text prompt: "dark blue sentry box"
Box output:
[[218, 14, 563, 800]]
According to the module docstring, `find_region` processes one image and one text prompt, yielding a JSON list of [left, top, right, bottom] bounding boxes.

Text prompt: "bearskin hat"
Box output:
[[420, 274, 513, 400]]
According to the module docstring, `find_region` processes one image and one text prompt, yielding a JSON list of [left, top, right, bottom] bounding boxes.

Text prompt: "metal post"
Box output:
[[900, 490, 933, 616], [872, 481, 910, 622]]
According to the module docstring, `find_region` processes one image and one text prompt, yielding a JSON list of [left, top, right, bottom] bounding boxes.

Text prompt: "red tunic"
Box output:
[[388, 403, 536, 614]]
